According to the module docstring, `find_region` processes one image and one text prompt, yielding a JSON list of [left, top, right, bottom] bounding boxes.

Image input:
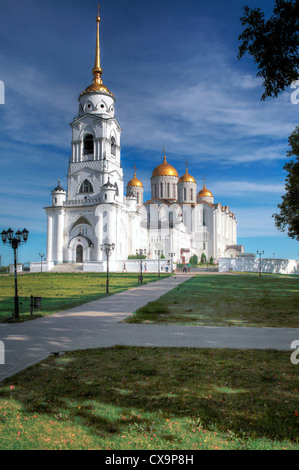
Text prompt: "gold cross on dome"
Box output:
[[133, 163, 137, 172]]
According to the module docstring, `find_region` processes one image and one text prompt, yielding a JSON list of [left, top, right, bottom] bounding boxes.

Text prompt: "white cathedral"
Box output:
[[43, 11, 243, 273]]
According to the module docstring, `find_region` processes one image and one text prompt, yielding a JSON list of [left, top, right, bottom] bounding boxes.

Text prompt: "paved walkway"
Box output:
[[0, 273, 298, 382]]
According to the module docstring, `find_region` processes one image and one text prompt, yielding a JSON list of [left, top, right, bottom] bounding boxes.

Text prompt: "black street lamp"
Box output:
[[100, 242, 115, 293], [257, 250, 264, 277], [169, 252, 175, 273], [1, 228, 29, 320], [39, 253, 45, 273], [136, 249, 146, 284], [155, 249, 163, 278]]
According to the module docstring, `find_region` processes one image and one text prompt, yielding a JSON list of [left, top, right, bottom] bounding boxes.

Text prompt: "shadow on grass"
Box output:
[[126, 274, 299, 328], [0, 273, 171, 322], [1, 346, 298, 446]]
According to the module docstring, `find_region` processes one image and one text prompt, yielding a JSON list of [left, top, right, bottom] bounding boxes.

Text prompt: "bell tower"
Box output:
[[67, 7, 123, 203]]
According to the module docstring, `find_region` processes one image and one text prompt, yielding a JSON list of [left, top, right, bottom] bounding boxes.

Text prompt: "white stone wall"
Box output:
[[29, 261, 54, 273], [83, 259, 173, 273], [9, 264, 22, 273], [219, 257, 299, 275]]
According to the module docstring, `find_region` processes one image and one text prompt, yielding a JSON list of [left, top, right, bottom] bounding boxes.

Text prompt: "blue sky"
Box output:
[[0, 0, 298, 265]]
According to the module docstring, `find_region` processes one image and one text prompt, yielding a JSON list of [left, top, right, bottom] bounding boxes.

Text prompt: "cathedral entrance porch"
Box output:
[[68, 236, 93, 264]]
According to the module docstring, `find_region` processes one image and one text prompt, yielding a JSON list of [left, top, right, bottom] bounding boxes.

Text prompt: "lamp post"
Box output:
[[39, 253, 45, 273], [155, 249, 163, 278], [100, 242, 115, 293], [1, 228, 29, 320], [257, 250, 264, 277], [136, 249, 146, 283], [169, 252, 175, 273]]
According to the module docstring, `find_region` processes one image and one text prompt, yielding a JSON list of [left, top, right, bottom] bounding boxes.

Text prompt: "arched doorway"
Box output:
[[76, 244, 83, 263]]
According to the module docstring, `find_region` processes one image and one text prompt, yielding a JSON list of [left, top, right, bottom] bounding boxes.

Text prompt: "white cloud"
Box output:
[[212, 180, 285, 196], [236, 207, 279, 238], [117, 47, 297, 164], [1, 63, 77, 148]]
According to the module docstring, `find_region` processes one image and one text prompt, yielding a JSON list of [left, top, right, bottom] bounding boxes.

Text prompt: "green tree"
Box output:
[[200, 253, 207, 264], [189, 254, 198, 265], [238, 0, 299, 100], [238, 1, 299, 240], [273, 126, 299, 240]]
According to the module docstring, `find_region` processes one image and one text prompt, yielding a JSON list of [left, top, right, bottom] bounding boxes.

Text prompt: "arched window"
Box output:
[[160, 183, 163, 198], [111, 137, 116, 156], [184, 188, 187, 201], [169, 211, 174, 228], [79, 179, 93, 194], [83, 134, 94, 154]]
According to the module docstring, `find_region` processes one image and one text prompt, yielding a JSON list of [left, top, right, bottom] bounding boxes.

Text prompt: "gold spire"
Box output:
[[80, 6, 114, 97], [92, 5, 103, 86]]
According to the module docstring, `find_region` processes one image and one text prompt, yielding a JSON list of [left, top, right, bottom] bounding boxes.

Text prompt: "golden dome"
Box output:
[[127, 172, 143, 188], [152, 155, 179, 178], [179, 168, 196, 184], [81, 82, 114, 97], [197, 184, 213, 198]]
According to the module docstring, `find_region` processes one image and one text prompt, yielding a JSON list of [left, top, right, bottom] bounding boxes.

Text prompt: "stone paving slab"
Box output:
[[0, 274, 193, 382], [0, 273, 298, 382]]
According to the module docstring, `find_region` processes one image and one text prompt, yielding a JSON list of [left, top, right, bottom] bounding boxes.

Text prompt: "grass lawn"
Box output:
[[126, 273, 299, 328], [0, 272, 170, 323], [0, 346, 298, 450]]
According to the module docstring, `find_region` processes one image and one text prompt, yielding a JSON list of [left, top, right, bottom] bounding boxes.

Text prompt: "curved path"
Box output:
[[0, 273, 298, 382]]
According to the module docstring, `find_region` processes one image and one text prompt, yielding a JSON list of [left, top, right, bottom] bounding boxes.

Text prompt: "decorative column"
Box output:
[[47, 214, 53, 262], [56, 209, 65, 263], [94, 211, 103, 261], [107, 208, 117, 259]]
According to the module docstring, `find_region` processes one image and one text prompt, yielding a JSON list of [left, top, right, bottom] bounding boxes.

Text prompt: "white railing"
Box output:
[[64, 198, 101, 206]]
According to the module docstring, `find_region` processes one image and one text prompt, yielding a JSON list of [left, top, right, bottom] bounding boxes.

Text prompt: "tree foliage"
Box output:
[[189, 254, 198, 265], [238, 0, 299, 100], [273, 126, 299, 240]]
